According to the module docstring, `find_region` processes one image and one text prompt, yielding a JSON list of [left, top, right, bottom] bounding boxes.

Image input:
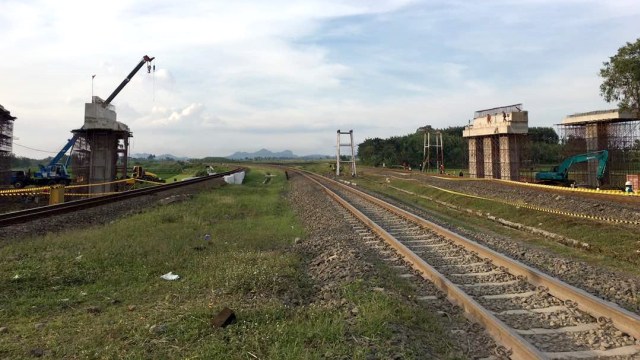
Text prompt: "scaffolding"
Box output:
[[466, 134, 530, 180], [336, 129, 357, 177], [0, 105, 16, 185], [70, 129, 131, 195], [463, 104, 529, 180], [558, 112, 640, 187]]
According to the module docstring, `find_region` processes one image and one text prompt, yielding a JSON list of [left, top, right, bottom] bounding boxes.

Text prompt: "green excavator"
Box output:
[[535, 150, 608, 186]]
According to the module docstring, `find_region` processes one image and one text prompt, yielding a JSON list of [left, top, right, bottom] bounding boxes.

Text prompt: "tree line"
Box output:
[[357, 126, 562, 170]]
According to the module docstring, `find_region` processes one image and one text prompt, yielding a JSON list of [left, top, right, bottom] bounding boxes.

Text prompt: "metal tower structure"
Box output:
[[336, 129, 357, 177], [418, 126, 444, 173]]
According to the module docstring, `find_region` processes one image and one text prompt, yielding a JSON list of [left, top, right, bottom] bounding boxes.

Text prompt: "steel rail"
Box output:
[[297, 170, 544, 359], [0, 168, 245, 227], [296, 170, 640, 359]]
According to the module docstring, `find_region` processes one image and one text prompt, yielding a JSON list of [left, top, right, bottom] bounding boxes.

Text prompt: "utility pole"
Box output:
[[91, 74, 96, 100]]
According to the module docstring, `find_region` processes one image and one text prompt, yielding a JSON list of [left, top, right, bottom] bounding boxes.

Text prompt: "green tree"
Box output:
[[599, 38, 640, 114], [528, 127, 559, 144]]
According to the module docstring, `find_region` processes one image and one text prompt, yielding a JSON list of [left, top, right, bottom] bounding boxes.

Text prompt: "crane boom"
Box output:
[[103, 55, 155, 106], [48, 134, 79, 167]]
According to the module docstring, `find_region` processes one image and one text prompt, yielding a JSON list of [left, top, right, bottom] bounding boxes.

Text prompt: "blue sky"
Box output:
[[1, 0, 638, 158]]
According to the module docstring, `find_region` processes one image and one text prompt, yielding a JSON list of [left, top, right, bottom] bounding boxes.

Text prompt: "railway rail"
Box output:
[[297, 170, 640, 360], [0, 168, 244, 228]]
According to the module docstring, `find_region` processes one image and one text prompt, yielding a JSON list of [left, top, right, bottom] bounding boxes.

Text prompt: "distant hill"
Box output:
[[299, 154, 333, 160], [131, 153, 190, 161], [226, 149, 330, 160], [226, 149, 294, 160], [128, 150, 331, 161]]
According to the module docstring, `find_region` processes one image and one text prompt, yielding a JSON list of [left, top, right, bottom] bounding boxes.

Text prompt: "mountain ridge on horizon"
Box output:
[[226, 148, 330, 160], [129, 149, 331, 160]]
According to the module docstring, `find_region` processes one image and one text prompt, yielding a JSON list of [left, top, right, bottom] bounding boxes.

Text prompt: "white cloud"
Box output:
[[2, 0, 639, 159]]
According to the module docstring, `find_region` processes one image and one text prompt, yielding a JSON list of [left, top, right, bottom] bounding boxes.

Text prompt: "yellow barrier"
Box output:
[[495, 178, 640, 197], [0, 177, 158, 197], [386, 179, 640, 226], [400, 173, 640, 197], [0, 191, 45, 196], [65, 178, 135, 189], [65, 191, 123, 196], [0, 186, 49, 195], [49, 185, 65, 205]]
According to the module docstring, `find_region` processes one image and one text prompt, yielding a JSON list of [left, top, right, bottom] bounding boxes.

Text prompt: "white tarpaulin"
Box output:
[[224, 171, 245, 185]]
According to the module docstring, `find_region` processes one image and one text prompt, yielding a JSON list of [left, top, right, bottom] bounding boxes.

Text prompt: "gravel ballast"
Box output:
[[355, 171, 640, 315], [287, 171, 498, 358]]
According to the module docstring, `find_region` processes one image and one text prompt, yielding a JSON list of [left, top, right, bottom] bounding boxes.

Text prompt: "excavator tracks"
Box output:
[[298, 170, 640, 360]]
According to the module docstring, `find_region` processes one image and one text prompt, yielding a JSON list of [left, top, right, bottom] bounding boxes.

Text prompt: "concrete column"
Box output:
[[483, 137, 500, 178], [468, 137, 477, 178], [499, 135, 510, 180], [483, 137, 492, 178], [468, 137, 484, 178], [476, 140, 485, 178], [511, 135, 520, 180], [88, 132, 117, 194], [499, 135, 520, 180]]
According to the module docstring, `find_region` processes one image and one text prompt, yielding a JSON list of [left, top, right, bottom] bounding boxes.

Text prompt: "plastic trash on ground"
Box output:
[[160, 272, 180, 281]]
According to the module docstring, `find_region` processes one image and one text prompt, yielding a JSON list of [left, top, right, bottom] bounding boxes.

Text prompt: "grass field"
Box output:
[[1, 166, 456, 359]]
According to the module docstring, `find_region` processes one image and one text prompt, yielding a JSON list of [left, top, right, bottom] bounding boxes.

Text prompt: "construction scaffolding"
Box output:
[[558, 110, 640, 188], [0, 104, 16, 185], [70, 129, 131, 195], [463, 104, 529, 181]]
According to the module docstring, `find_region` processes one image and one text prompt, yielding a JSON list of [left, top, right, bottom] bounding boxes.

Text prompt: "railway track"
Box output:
[[0, 168, 244, 228], [298, 170, 640, 360]]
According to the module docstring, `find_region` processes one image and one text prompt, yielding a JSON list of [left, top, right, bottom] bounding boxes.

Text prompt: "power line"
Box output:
[[12, 142, 57, 154]]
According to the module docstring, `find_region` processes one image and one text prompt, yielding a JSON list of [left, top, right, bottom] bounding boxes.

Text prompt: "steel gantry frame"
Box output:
[[419, 127, 444, 173], [336, 129, 357, 177]]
